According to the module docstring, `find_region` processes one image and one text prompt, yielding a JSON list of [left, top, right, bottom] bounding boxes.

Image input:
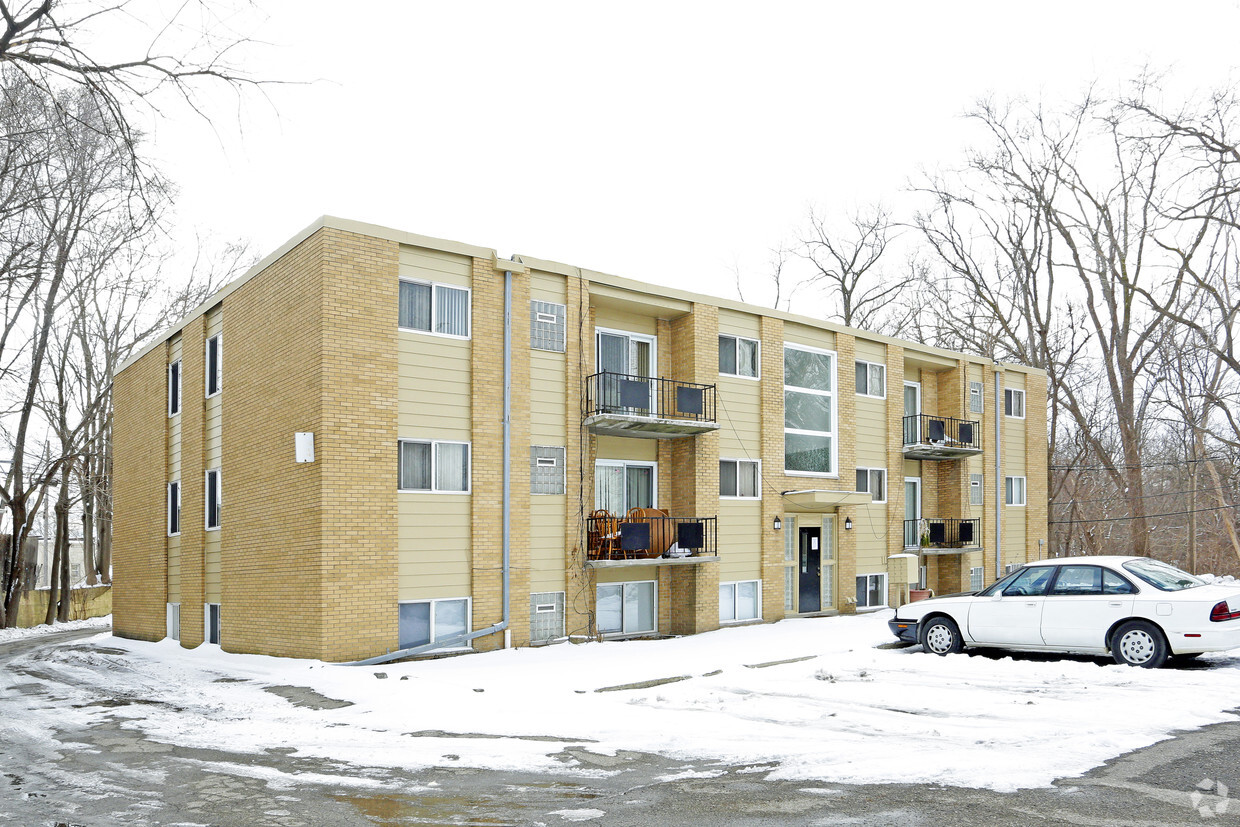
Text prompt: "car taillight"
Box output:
[[1209, 601, 1240, 622]]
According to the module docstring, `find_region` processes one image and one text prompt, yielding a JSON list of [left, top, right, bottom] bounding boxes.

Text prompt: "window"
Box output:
[[399, 280, 470, 338], [205, 335, 221, 397], [783, 516, 797, 612], [530, 446, 565, 495], [720, 459, 759, 498], [1005, 476, 1026, 506], [855, 467, 886, 503], [855, 573, 887, 609], [398, 598, 470, 650], [205, 469, 221, 529], [1004, 388, 1025, 418], [970, 473, 984, 506], [1050, 566, 1103, 596], [530, 301, 566, 352], [596, 581, 656, 635], [167, 482, 181, 536], [970, 567, 984, 592], [720, 581, 760, 623], [166, 603, 180, 641], [719, 334, 759, 378], [205, 603, 221, 645], [399, 440, 470, 493], [530, 592, 566, 643], [855, 361, 886, 398], [1002, 566, 1053, 596], [1102, 569, 1137, 595], [168, 361, 181, 416], [594, 460, 655, 514], [969, 381, 984, 413], [784, 344, 836, 475]]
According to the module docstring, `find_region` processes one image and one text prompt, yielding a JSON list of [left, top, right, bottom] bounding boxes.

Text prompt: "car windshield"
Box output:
[[1122, 558, 1204, 592]]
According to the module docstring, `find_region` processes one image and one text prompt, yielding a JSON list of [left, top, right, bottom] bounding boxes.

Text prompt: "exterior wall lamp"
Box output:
[[773, 516, 782, 531], [844, 516, 853, 530]]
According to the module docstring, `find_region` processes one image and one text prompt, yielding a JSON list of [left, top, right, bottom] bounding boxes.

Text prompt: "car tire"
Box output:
[[1110, 621, 1169, 669], [922, 616, 964, 656]]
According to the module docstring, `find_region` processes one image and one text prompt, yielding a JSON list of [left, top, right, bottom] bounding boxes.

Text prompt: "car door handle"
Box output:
[[1025, 602, 1037, 607], [1109, 602, 1122, 608]]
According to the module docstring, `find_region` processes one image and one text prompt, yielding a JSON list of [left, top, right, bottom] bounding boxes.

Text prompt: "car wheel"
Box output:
[[922, 617, 964, 656], [1111, 621, 1169, 668]]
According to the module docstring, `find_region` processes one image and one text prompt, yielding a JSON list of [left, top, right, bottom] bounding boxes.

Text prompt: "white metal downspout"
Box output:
[[348, 265, 514, 666], [993, 362, 1003, 580]]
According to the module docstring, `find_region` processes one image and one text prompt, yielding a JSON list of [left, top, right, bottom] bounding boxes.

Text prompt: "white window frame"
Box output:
[[970, 473, 984, 506], [1004, 388, 1026, 419], [167, 481, 181, 536], [719, 333, 760, 380], [168, 360, 181, 416], [205, 469, 221, 530], [719, 580, 762, 624], [398, 597, 473, 650], [855, 360, 886, 399], [398, 279, 472, 340], [783, 343, 838, 478], [205, 335, 221, 398], [530, 445, 566, 495], [969, 381, 984, 413], [594, 459, 658, 512], [970, 566, 984, 592], [398, 439, 472, 494], [596, 580, 658, 637], [855, 573, 888, 610], [530, 300, 566, 352], [719, 458, 760, 499], [1005, 475, 1027, 506], [855, 467, 887, 503]]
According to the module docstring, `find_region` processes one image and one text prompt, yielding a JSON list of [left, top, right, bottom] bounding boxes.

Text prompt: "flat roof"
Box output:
[[119, 215, 1048, 378]]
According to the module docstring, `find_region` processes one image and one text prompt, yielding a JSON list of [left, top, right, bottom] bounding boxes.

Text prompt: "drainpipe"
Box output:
[[993, 361, 1003, 580], [348, 263, 515, 666]]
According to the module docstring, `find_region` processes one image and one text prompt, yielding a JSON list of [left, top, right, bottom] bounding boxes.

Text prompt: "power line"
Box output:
[[1049, 483, 1234, 506], [1049, 456, 1227, 471], [1049, 502, 1237, 526]]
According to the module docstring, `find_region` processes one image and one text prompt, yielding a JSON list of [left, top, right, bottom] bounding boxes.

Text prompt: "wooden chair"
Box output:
[[588, 509, 622, 560]]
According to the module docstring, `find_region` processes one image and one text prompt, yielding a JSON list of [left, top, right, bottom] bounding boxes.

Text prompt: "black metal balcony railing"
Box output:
[[584, 371, 717, 423], [904, 518, 981, 550], [903, 414, 981, 449], [586, 511, 718, 562]]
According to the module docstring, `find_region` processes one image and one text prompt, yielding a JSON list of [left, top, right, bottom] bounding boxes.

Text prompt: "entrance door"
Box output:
[[903, 381, 921, 443], [798, 527, 821, 612], [904, 477, 921, 548]]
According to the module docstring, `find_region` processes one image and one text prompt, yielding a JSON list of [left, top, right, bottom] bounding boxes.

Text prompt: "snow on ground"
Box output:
[[0, 614, 111, 644], [9, 612, 1240, 792]]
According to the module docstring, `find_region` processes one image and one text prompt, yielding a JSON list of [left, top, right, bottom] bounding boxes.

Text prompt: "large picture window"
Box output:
[[784, 344, 836, 475], [399, 440, 471, 493], [399, 280, 470, 338]]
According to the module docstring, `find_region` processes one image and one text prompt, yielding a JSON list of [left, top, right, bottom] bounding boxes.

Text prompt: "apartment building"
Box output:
[[112, 217, 1048, 663]]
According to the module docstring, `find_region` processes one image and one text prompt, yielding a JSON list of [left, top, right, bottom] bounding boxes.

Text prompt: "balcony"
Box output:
[[902, 414, 982, 460], [586, 509, 718, 567], [583, 372, 720, 439], [904, 518, 982, 552]]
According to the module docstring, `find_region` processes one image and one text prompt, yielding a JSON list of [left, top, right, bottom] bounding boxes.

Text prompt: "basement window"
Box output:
[[398, 598, 470, 650]]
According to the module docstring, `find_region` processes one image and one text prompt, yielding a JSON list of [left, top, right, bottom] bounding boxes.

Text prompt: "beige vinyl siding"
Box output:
[[594, 308, 657, 337], [783, 322, 836, 353], [397, 334, 471, 440], [397, 494, 471, 597], [1003, 381, 1027, 472], [204, 311, 222, 603], [905, 366, 921, 384], [854, 396, 887, 465], [529, 497, 566, 591], [903, 459, 921, 478], [718, 308, 760, 339], [594, 568, 659, 585], [854, 338, 885, 363], [717, 376, 760, 457], [718, 499, 762, 581], [1004, 515, 1027, 566], [596, 436, 657, 463], [530, 270, 567, 304], [530, 349, 566, 445], [852, 506, 888, 577], [399, 244, 471, 289], [168, 336, 182, 602]]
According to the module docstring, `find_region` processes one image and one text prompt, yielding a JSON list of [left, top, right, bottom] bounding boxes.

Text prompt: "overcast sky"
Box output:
[[147, 1, 1240, 310]]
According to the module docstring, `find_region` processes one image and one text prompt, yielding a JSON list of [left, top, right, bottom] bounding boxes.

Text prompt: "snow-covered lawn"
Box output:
[[10, 612, 1240, 792]]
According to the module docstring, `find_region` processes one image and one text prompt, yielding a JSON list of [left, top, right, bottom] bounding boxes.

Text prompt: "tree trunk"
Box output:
[[56, 491, 71, 622]]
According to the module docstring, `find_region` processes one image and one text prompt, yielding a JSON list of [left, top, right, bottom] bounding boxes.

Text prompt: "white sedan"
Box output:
[[888, 556, 1240, 668]]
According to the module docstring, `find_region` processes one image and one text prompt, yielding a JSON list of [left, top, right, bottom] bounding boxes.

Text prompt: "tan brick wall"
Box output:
[[885, 345, 906, 606], [178, 315, 207, 647], [563, 276, 591, 638], [470, 258, 532, 651], [112, 347, 169, 642]]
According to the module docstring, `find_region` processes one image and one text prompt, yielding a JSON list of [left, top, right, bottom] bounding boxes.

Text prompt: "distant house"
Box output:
[[111, 217, 1048, 662]]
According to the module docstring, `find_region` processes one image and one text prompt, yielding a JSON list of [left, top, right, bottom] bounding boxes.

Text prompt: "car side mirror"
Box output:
[[991, 592, 1005, 601]]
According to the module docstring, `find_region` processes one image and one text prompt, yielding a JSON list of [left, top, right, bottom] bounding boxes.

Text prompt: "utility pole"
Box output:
[[1187, 425, 1197, 575]]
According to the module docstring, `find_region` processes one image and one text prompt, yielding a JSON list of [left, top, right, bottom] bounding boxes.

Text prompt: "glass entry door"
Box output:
[[597, 330, 655, 413], [904, 478, 921, 547], [903, 382, 921, 443]]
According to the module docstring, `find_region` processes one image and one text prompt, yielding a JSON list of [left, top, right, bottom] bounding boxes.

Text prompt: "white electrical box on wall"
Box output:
[[295, 432, 315, 463]]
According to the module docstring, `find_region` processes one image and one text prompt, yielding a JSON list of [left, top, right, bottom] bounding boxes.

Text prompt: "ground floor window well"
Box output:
[[399, 598, 470, 650], [720, 580, 760, 623], [596, 581, 656, 635]]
